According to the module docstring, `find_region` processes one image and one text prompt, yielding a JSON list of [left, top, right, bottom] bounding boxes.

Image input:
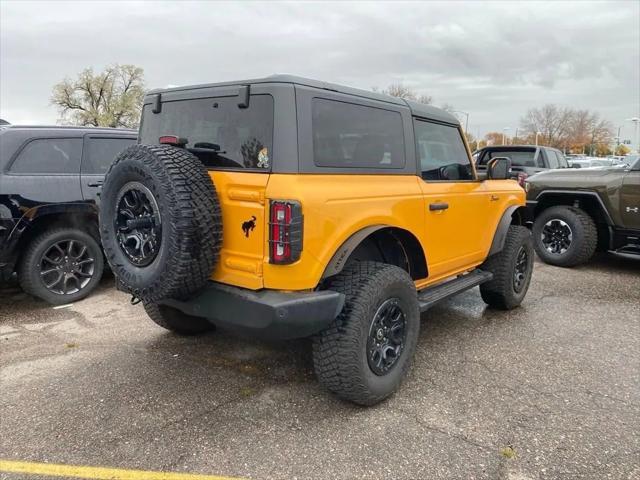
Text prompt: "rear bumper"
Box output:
[[161, 282, 345, 340]]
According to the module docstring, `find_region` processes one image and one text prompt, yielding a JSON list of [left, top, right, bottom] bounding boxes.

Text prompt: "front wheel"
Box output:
[[480, 225, 534, 310], [532, 206, 597, 267], [312, 261, 420, 406]]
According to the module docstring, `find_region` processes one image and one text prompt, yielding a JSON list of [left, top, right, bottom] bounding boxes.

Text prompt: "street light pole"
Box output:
[[628, 118, 640, 154], [535, 131, 542, 146], [452, 110, 470, 138], [503, 127, 510, 145]]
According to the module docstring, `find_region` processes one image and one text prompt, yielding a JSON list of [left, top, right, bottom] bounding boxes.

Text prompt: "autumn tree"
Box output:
[[51, 64, 145, 128], [615, 144, 631, 156], [520, 104, 612, 154], [484, 131, 507, 146], [520, 104, 573, 148]]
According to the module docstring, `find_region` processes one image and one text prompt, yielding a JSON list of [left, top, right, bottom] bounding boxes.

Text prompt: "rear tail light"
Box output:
[[159, 135, 188, 147], [269, 200, 303, 264], [516, 172, 529, 188]]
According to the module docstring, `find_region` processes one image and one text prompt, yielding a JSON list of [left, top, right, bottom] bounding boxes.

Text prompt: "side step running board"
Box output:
[[417, 269, 493, 312]]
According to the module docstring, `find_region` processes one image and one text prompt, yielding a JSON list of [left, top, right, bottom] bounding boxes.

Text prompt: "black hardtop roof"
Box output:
[[479, 144, 562, 151], [146, 74, 460, 125]]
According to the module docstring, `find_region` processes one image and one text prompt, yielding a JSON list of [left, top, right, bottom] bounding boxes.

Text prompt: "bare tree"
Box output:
[[520, 104, 573, 148], [378, 83, 433, 105], [51, 64, 145, 128]]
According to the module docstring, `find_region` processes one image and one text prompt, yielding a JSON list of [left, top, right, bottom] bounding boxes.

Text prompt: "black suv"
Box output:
[[474, 145, 569, 185], [0, 126, 136, 303]]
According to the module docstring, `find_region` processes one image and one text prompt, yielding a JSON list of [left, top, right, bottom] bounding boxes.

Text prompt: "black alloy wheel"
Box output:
[[367, 298, 407, 376], [39, 239, 96, 295], [115, 181, 162, 267], [512, 246, 529, 293]]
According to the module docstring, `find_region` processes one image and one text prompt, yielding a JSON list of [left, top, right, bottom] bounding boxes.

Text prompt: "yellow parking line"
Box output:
[[0, 460, 244, 480]]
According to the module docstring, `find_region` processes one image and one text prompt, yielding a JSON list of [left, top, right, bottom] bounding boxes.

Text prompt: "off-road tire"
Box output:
[[99, 144, 222, 302], [143, 301, 215, 335], [312, 261, 420, 406], [532, 206, 597, 267], [18, 227, 104, 305], [480, 225, 534, 310]]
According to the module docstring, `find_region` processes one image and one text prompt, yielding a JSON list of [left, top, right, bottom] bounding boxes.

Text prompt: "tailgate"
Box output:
[[209, 171, 269, 290]]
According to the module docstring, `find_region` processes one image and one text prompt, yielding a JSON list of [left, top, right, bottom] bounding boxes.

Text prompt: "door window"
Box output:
[[10, 138, 82, 174], [414, 120, 473, 181], [83, 137, 136, 174]]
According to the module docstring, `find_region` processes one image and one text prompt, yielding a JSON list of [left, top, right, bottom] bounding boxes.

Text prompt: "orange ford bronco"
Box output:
[[99, 75, 533, 405]]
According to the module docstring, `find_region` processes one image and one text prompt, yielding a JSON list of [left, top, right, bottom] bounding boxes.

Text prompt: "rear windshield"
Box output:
[[139, 94, 274, 171], [478, 148, 539, 168]]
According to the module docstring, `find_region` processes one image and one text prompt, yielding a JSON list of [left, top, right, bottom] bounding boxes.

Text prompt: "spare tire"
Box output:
[[99, 144, 222, 302]]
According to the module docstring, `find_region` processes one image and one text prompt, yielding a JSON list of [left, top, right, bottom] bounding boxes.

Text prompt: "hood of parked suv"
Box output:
[[525, 167, 628, 200]]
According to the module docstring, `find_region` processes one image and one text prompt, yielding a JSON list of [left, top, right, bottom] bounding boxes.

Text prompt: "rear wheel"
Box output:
[[532, 206, 597, 267], [18, 228, 104, 305], [143, 301, 215, 335], [312, 261, 420, 406]]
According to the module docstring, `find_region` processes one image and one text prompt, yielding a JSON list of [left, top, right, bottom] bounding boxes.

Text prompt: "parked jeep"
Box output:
[[0, 126, 137, 303], [526, 156, 640, 266], [99, 75, 533, 405]]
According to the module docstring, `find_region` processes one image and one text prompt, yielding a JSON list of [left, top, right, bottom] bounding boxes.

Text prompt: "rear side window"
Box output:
[[546, 149, 560, 169], [83, 137, 136, 174], [414, 120, 473, 181], [554, 151, 568, 168], [140, 95, 274, 171], [311, 98, 405, 169], [10, 138, 82, 174], [479, 149, 539, 167]]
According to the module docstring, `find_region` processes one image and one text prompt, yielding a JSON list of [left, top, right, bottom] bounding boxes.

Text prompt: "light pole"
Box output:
[[627, 117, 640, 154], [502, 127, 510, 145], [535, 131, 542, 146], [452, 110, 470, 138]]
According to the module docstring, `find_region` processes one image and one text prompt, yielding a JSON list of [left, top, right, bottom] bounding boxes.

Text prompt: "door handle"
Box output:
[[490, 194, 499, 201], [429, 202, 449, 211], [87, 181, 104, 187]]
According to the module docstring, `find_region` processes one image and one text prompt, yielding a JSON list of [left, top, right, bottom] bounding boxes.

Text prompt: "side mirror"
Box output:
[[486, 157, 512, 180]]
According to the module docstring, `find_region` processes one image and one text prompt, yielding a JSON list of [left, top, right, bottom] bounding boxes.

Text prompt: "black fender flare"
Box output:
[[488, 205, 530, 257], [11, 201, 99, 240], [321, 225, 388, 279]]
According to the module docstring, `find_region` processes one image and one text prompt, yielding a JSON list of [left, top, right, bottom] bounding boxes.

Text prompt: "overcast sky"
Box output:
[[1, 0, 638, 140]]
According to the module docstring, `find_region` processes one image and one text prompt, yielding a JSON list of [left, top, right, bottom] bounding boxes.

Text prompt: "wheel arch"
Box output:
[[533, 191, 612, 250], [487, 205, 531, 257], [321, 225, 428, 281], [14, 204, 100, 268]]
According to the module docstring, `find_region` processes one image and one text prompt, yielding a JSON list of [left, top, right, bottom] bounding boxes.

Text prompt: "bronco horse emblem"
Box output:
[[242, 216, 257, 238]]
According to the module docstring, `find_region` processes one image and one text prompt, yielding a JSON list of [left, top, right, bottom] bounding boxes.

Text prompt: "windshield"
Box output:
[[139, 94, 274, 171], [479, 148, 539, 167]]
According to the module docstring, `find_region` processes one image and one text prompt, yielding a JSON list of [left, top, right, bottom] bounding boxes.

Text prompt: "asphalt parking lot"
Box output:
[[1, 254, 638, 480]]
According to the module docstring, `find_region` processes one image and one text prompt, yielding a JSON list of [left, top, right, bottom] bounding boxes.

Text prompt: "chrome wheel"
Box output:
[[367, 298, 407, 376], [39, 240, 95, 295], [541, 219, 572, 254], [115, 182, 162, 267]]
